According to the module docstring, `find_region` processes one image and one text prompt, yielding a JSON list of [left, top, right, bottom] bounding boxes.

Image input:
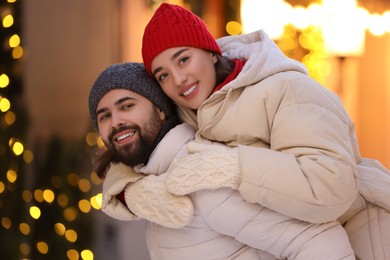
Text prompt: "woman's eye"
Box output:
[[158, 73, 168, 82], [179, 56, 189, 65]]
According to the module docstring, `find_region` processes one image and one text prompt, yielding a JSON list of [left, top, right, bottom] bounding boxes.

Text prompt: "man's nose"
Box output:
[[111, 113, 125, 128]]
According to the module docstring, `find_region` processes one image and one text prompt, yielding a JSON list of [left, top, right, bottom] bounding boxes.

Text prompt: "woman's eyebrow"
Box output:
[[171, 48, 189, 60], [152, 48, 190, 77]]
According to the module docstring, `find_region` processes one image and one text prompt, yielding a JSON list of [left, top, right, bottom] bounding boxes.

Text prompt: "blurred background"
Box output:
[[1, 0, 389, 259]]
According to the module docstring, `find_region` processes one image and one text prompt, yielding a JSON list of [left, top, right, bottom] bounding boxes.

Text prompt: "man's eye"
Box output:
[[98, 114, 110, 121], [123, 104, 134, 110]]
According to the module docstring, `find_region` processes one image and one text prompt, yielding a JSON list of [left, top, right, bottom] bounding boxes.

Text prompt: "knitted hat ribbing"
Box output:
[[88, 62, 174, 131], [142, 3, 221, 76]]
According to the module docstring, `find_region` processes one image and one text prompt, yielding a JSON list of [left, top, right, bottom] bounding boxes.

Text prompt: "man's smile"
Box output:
[[112, 130, 136, 145]]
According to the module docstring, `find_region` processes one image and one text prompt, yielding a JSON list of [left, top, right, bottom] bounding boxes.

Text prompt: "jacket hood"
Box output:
[[177, 30, 309, 128], [216, 30, 308, 91]]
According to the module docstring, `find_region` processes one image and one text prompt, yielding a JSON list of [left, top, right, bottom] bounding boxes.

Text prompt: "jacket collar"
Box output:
[[134, 123, 195, 175]]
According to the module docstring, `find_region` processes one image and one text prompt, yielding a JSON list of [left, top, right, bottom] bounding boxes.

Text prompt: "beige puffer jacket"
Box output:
[[178, 30, 390, 259], [138, 124, 354, 260]]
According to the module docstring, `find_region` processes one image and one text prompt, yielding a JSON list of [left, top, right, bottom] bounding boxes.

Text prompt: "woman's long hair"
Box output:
[[214, 53, 235, 87], [93, 148, 118, 179]]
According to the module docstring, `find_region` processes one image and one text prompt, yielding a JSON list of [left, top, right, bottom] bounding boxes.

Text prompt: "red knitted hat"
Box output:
[[142, 3, 222, 76]]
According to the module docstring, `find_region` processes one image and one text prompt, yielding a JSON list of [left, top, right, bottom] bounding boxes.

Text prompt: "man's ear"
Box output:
[[158, 109, 166, 120]]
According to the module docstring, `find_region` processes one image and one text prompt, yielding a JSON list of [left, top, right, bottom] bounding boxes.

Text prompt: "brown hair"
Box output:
[[92, 148, 118, 179], [214, 54, 235, 87]]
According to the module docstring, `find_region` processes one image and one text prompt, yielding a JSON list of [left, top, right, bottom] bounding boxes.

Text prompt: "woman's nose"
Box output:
[[172, 70, 186, 87]]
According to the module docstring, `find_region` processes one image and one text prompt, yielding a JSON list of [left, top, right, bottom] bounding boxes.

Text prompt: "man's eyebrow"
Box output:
[[152, 48, 190, 77], [96, 107, 107, 117], [115, 96, 135, 106], [96, 96, 136, 116]]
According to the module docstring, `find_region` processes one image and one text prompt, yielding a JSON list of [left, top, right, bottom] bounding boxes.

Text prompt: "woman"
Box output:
[[91, 63, 355, 260], [142, 3, 390, 259]]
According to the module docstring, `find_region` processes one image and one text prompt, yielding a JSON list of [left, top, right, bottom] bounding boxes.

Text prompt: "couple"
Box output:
[[88, 3, 390, 260]]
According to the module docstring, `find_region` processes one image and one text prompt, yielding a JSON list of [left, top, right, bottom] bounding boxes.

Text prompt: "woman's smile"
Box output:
[[181, 83, 198, 98]]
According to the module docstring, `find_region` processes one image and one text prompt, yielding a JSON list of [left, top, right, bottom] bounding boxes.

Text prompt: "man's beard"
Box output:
[[106, 108, 163, 167]]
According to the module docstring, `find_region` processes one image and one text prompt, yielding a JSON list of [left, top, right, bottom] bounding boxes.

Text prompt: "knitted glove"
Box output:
[[166, 141, 242, 195], [125, 174, 194, 228], [102, 162, 194, 228], [101, 162, 144, 221]]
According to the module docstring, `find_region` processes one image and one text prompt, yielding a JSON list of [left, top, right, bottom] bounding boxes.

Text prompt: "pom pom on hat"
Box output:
[[88, 62, 174, 131], [142, 3, 221, 76]]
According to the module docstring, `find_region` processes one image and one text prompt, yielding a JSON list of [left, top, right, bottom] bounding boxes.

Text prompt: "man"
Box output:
[[88, 62, 355, 260], [88, 62, 194, 228]]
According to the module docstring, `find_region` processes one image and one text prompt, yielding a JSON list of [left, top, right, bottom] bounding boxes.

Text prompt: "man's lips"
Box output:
[[112, 130, 136, 144]]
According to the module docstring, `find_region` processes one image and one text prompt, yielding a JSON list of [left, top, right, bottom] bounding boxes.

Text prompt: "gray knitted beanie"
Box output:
[[88, 62, 174, 131]]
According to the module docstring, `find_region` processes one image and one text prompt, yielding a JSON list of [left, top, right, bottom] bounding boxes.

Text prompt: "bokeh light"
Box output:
[[2, 217, 11, 229], [65, 229, 78, 243], [2, 14, 14, 28], [43, 189, 55, 203], [12, 141, 24, 155], [34, 189, 44, 203], [12, 45, 23, 59], [81, 249, 94, 260], [4, 110, 16, 125], [226, 21, 241, 35], [22, 190, 33, 202], [78, 199, 91, 213], [90, 194, 102, 210], [67, 249, 79, 260], [23, 149, 34, 163], [54, 223, 66, 236], [63, 207, 78, 222], [78, 178, 91, 193], [0, 97, 11, 112], [6, 169, 17, 183], [57, 193, 69, 208], [67, 173, 79, 187], [86, 132, 99, 146], [36, 241, 49, 254], [19, 223, 31, 235], [19, 243, 30, 256], [30, 206, 41, 219], [9, 34, 20, 47], [0, 74, 9, 88]]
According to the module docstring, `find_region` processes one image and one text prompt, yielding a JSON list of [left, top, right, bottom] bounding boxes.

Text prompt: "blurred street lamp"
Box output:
[[322, 0, 367, 57], [241, 0, 292, 39]]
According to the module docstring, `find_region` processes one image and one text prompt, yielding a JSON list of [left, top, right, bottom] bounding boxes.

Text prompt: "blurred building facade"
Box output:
[[22, 0, 153, 259]]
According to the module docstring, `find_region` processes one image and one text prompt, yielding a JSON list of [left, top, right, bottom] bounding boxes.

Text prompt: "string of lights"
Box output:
[[0, 1, 102, 259]]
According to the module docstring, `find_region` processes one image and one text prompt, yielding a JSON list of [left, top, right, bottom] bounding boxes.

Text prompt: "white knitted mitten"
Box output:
[[166, 143, 241, 196], [125, 174, 194, 228], [102, 162, 144, 221]]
